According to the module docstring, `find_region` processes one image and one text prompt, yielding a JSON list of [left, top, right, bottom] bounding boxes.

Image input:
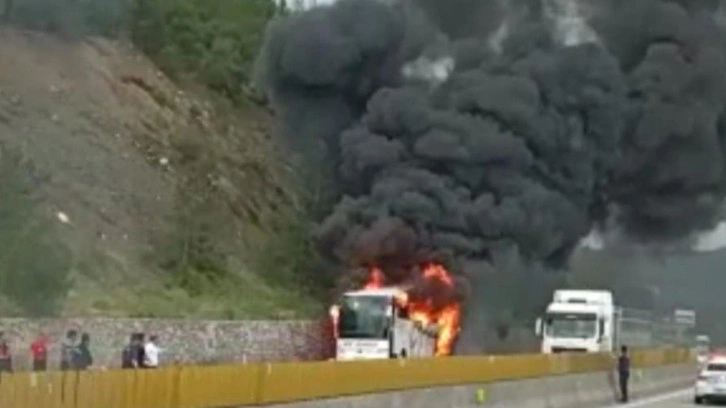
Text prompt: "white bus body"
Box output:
[[334, 288, 436, 360]]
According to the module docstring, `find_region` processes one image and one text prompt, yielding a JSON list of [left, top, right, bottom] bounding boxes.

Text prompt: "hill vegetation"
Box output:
[[0, 0, 333, 318]]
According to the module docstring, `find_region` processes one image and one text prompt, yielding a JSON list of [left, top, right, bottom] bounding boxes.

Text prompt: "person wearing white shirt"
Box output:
[[143, 335, 161, 368]]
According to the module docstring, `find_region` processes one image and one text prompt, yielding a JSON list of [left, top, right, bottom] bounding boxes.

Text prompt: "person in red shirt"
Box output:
[[30, 333, 49, 372]]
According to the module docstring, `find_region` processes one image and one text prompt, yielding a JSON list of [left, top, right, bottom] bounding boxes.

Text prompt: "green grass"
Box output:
[[66, 267, 323, 319]]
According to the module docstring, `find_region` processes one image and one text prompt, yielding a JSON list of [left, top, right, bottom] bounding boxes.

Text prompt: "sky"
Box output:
[[693, 223, 726, 251]]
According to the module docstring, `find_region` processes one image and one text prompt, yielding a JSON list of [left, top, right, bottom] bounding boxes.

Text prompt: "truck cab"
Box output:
[[333, 288, 436, 360], [536, 290, 613, 353]]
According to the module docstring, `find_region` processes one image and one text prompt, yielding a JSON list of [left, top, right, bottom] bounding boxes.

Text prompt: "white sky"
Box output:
[[693, 222, 726, 251]]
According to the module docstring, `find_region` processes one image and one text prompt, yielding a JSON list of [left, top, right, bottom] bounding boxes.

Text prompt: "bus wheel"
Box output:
[[400, 349, 408, 358]]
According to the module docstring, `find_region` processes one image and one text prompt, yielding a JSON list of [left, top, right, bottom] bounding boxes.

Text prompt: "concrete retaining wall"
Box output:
[[0, 318, 332, 370], [263, 363, 695, 408]]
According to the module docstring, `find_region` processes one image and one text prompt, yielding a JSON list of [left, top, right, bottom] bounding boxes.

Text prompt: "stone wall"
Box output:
[[0, 318, 333, 371]]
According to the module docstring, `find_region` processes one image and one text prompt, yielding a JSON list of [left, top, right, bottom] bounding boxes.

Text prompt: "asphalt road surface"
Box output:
[[602, 389, 703, 407]]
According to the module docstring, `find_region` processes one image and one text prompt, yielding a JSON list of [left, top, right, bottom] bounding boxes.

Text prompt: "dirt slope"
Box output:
[[0, 27, 315, 317]]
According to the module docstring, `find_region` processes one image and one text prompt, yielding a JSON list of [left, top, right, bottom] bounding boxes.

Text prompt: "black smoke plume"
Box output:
[[256, 0, 726, 316]]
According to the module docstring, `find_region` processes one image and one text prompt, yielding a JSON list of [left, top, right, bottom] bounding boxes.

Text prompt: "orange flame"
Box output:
[[365, 266, 385, 289], [392, 265, 461, 357], [330, 262, 461, 357], [434, 304, 461, 356]]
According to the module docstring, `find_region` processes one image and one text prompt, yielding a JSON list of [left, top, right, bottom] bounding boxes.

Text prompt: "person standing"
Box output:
[[60, 330, 78, 371], [135, 333, 146, 368], [73, 333, 93, 370], [0, 335, 12, 374], [121, 334, 137, 369], [143, 335, 161, 369], [30, 333, 49, 372], [618, 345, 631, 403]]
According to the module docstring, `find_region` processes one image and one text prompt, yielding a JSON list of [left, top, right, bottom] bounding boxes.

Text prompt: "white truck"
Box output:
[[535, 289, 673, 354], [332, 288, 437, 360]]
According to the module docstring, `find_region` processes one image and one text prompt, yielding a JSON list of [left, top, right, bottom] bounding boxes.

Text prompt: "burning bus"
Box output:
[[329, 264, 461, 360]]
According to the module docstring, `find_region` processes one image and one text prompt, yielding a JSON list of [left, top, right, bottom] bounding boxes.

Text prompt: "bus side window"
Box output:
[[397, 306, 409, 320]]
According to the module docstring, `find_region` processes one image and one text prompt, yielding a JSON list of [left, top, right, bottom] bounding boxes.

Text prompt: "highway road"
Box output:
[[603, 389, 696, 407]]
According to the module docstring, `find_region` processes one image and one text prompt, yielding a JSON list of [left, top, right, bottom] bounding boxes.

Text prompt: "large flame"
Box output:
[[392, 263, 461, 356], [330, 263, 461, 357]]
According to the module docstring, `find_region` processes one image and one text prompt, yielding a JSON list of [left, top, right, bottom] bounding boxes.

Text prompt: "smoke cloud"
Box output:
[[256, 0, 726, 333]]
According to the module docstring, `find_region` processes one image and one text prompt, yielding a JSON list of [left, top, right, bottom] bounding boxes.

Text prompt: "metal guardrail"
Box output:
[[617, 307, 696, 350]]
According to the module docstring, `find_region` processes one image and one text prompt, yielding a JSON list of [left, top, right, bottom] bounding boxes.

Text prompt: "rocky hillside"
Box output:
[[0, 25, 323, 318]]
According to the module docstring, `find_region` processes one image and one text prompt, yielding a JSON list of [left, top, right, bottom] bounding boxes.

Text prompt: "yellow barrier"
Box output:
[[0, 348, 692, 408]]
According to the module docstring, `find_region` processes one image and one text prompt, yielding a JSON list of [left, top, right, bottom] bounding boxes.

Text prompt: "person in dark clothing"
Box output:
[[121, 334, 137, 369], [0, 337, 12, 374], [73, 333, 93, 370], [135, 333, 147, 368], [618, 345, 631, 403], [60, 330, 78, 371]]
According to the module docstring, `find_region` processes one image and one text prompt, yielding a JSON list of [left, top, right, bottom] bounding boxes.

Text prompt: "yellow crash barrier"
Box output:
[[0, 348, 692, 408]]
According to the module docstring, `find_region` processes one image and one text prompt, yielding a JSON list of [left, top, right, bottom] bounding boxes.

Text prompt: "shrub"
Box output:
[[130, 0, 277, 101], [4, 0, 279, 101]]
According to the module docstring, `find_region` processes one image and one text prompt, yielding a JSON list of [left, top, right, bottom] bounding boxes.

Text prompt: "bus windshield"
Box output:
[[545, 312, 598, 339], [337, 295, 391, 340]]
